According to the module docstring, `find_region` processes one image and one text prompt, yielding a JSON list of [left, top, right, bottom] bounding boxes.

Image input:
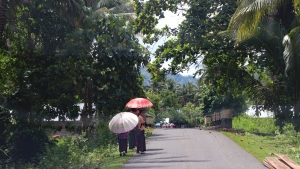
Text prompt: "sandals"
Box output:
[[120, 152, 127, 156]]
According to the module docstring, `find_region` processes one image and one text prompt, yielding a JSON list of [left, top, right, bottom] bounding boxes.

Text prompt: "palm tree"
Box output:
[[227, 0, 296, 44], [227, 0, 300, 130]]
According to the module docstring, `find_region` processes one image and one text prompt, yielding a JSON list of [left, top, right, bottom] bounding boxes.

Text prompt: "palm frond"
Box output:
[[44, 0, 85, 27], [93, 1, 135, 21], [109, 2, 134, 14], [246, 81, 289, 107], [92, 7, 110, 19], [97, 0, 124, 8], [228, 0, 287, 43], [282, 26, 300, 75], [238, 18, 287, 59], [293, 0, 300, 23]]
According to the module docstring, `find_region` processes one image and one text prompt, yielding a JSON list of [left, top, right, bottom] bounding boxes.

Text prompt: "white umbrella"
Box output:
[[109, 112, 138, 134]]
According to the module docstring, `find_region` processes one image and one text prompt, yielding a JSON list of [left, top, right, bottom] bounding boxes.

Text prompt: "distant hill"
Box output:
[[140, 67, 198, 86]]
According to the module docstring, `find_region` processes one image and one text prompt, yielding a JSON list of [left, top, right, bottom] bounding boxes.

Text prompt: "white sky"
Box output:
[[138, 9, 198, 76]]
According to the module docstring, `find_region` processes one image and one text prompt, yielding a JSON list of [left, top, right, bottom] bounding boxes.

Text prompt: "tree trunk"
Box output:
[[293, 99, 300, 131], [81, 83, 89, 132], [81, 82, 94, 132], [0, 108, 10, 147]]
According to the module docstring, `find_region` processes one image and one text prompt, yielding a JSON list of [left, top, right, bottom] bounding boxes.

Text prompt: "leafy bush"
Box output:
[[25, 125, 117, 169], [2, 115, 153, 169], [145, 127, 153, 138], [5, 123, 55, 164], [37, 134, 110, 169], [275, 123, 298, 142], [90, 120, 118, 147]]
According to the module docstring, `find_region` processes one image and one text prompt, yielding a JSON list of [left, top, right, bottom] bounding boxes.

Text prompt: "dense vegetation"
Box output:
[[1, 0, 300, 167], [135, 0, 300, 131]]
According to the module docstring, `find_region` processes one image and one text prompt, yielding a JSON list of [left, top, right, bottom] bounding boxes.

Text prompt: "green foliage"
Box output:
[[90, 119, 118, 147], [166, 108, 187, 126], [159, 89, 180, 110], [145, 91, 161, 118], [225, 113, 300, 164], [37, 135, 116, 169], [227, 0, 300, 131], [232, 114, 278, 134], [199, 85, 247, 116], [275, 123, 298, 142], [144, 127, 153, 138], [134, 0, 254, 98], [0, 0, 151, 165], [222, 131, 300, 163], [3, 121, 122, 169], [181, 102, 202, 126], [4, 123, 55, 164]]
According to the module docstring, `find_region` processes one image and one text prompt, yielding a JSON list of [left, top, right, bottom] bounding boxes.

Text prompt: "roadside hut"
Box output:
[[146, 113, 153, 127], [220, 109, 232, 128], [204, 116, 212, 126]]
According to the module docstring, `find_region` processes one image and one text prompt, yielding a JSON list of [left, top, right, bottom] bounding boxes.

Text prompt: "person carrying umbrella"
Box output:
[[118, 132, 128, 156], [129, 108, 139, 149], [125, 98, 153, 153], [108, 112, 139, 157], [136, 109, 146, 154]]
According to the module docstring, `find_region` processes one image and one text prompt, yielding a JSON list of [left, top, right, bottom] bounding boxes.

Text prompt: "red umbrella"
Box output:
[[125, 98, 153, 108]]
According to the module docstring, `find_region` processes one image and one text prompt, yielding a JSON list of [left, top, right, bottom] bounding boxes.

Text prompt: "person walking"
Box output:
[[129, 108, 138, 149], [136, 109, 146, 154], [118, 132, 128, 156]]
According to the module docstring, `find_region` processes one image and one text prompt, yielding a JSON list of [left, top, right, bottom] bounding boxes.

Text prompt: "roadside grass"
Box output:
[[93, 127, 152, 169], [100, 149, 136, 169], [220, 115, 300, 164], [100, 127, 153, 169], [6, 127, 154, 169], [232, 114, 278, 134], [221, 131, 283, 162], [145, 127, 153, 138]]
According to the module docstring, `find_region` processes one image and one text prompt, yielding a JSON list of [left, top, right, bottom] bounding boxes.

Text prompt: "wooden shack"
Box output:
[[220, 109, 233, 128], [204, 116, 212, 125], [212, 113, 216, 125], [215, 112, 220, 125], [146, 113, 153, 127]]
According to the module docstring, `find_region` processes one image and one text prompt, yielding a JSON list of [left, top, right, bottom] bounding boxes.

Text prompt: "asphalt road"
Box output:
[[122, 128, 266, 169]]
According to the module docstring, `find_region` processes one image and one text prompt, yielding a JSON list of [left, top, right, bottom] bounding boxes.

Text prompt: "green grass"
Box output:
[[100, 149, 136, 169], [232, 114, 278, 134], [101, 127, 153, 169], [224, 115, 300, 164], [221, 131, 277, 162]]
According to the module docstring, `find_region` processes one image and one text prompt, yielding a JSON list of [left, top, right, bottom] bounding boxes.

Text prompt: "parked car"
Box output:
[[162, 122, 170, 128], [155, 122, 161, 127]]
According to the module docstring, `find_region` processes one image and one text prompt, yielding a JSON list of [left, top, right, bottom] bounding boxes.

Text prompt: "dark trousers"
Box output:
[[129, 129, 136, 149], [137, 130, 146, 152], [118, 138, 128, 153]]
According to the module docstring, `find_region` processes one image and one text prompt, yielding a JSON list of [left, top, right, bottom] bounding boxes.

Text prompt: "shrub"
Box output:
[[145, 127, 153, 138], [6, 123, 54, 164]]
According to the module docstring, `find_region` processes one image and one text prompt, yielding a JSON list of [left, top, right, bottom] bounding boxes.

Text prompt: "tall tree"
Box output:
[[227, 0, 300, 130], [0, 0, 150, 162]]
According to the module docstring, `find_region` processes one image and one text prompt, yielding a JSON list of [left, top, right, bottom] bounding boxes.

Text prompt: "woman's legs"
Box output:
[[137, 130, 146, 153], [118, 138, 128, 156]]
